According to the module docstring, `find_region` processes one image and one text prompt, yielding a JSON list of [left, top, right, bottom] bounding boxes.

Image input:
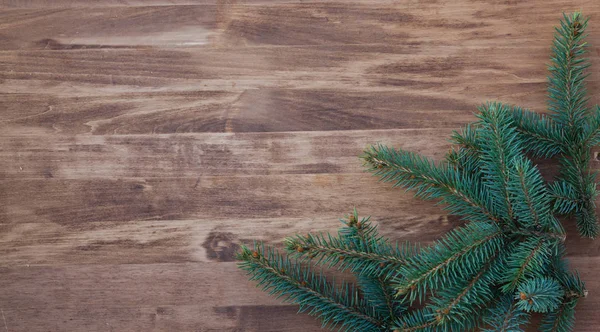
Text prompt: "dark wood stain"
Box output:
[[2, 1, 600, 331]]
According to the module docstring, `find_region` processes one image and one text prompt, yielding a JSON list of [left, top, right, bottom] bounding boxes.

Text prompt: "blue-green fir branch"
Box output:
[[580, 106, 600, 146], [476, 102, 525, 224], [540, 299, 578, 332], [362, 144, 500, 224], [427, 253, 501, 330], [483, 295, 529, 332], [450, 123, 482, 152], [445, 147, 482, 176], [515, 277, 564, 313], [392, 307, 438, 332], [237, 243, 384, 331], [509, 105, 565, 158], [284, 227, 413, 278], [507, 157, 564, 235], [545, 11, 599, 238], [549, 181, 583, 215], [500, 237, 552, 292], [394, 221, 504, 303], [357, 275, 404, 325], [341, 210, 407, 325], [548, 12, 590, 134]]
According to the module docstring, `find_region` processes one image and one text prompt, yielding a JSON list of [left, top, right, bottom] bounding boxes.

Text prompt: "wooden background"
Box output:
[[2, 0, 600, 331]]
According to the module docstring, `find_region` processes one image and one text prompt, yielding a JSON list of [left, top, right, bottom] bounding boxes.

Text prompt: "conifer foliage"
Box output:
[[237, 13, 597, 331]]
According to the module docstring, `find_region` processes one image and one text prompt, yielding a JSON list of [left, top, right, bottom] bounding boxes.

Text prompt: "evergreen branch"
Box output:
[[357, 275, 404, 325], [500, 238, 551, 292], [451, 123, 482, 152], [284, 215, 413, 277], [546, 12, 599, 238], [483, 295, 529, 332], [339, 210, 417, 261], [580, 106, 600, 146], [511, 159, 545, 229], [429, 253, 500, 330], [514, 228, 566, 243], [548, 12, 590, 134], [395, 221, 505, 303], [557, 271, 587, 300], [547, 244, 588, 300], [392, 308, 438, 332], [448, 124, 484, 176], [509, 105, 565, 158], [342, 211, 408, 326], [508, 157, 564, 234], [362, 144, 500, 224], [446, 147, 482, 176], [558, 152, 598, 237], [540, 298, 578, 332], [477, 102, 524, 225], [549, 181, 583, 215], [515, 277, 564, 313], [575, 202, 598, 238], [237, 243, 383, 331]]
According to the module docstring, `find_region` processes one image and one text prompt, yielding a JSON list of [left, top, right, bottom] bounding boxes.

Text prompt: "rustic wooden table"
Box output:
[[1, 0, 600, 331]]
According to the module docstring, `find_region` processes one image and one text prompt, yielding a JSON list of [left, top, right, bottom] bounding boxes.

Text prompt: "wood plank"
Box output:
[[0, 175, 448, 225], [1, 2, 600, 50], [0, 129, 453, 179], [2, 3, 600, 134], [1, 0, 410, 8], [0, 214, 463, 267], [0, 44, 569, 134], [0, 258, 598, 331], [0, 262, 324, 332]]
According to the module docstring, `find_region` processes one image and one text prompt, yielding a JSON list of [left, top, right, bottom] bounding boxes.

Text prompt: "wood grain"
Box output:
[[2, 0, 600, 331]]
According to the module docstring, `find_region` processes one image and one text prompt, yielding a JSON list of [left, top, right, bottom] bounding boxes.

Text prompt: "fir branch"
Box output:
[[540, 299, 578, 332], [362, 144, 500, 224], [428, 253, 500, 330], [451, 123, 482, 152], [448, 125, 484, 176], [477, 102, 526, 224], [483, 295, 529, 332], [580, 106, 600, 146], [557, 270, 587, 300], [341, 212, 407, 325], [548, 12, 590, 134], [237, 12, 597, 332], [509, 105, 565, 158], [549, 181, 583, 215], [285, 233, 408, 277], [500, 238, 551, 292], [395, 221, 505, 303], [545, 12, 599, 238], [515, 277, 564, 313], [284, 214, 414, 278], [513, 228, 566, 243], [575, 201, 598, 238], [392, 308, 438, 332], [445, 147, 482, 177], [357, 275, 403, 325], [508, 157, 563, 234], [557, 152, 598, 237], [237, 243, 384, 332]]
